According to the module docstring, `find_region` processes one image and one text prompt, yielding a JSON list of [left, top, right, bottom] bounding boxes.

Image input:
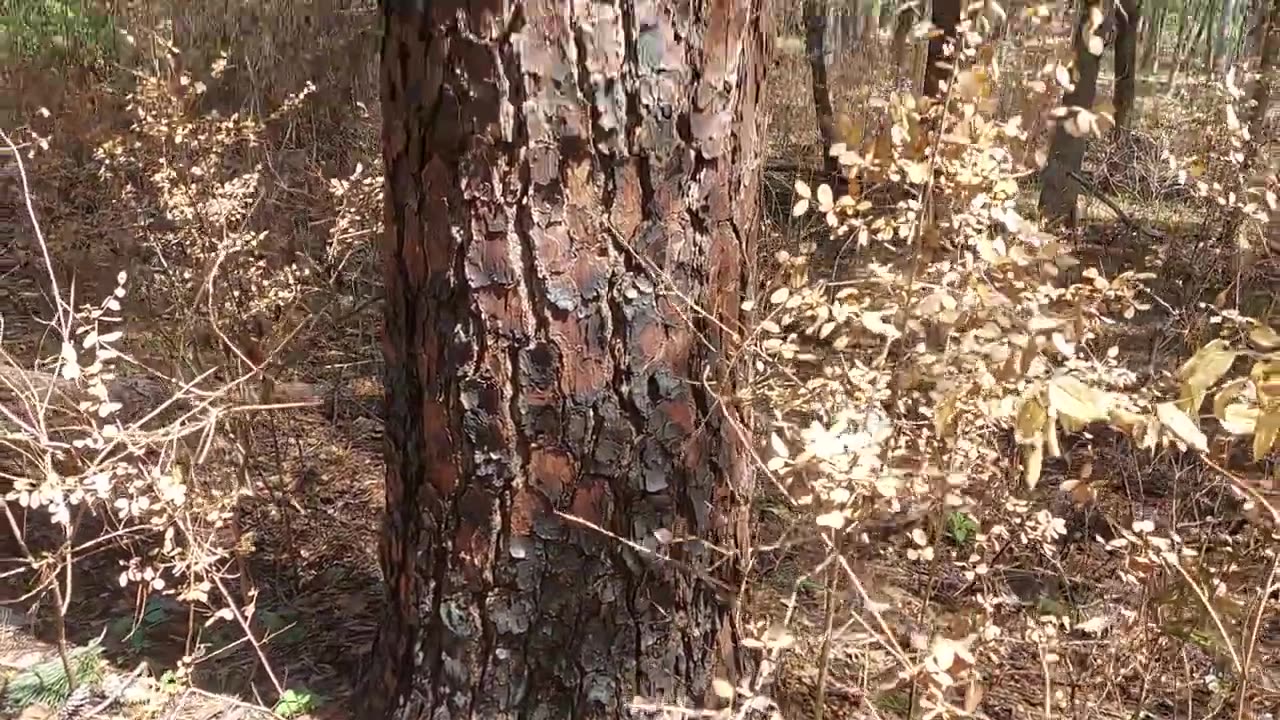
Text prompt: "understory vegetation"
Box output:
[[1, 0, 1278, 719]]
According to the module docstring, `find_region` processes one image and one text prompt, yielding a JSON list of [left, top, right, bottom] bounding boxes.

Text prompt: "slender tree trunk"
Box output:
[[892, 1, 920, 71], [1249, 0, 1280, 134], [1114, 0, 1142, 127], [1140, 0, 1165, 70], [1214, 0, 1280, 248], [863, 0, 882, 44], [365, 2, 769, 718], [1215, 0, 1240, 73], [1168, 0, 1214, 87], [1039, 0, 1107, 227], [923, 0, 963, 99], [1259, 0, 1280, 253], [807, 0, 841, 176], [1247, 0, 1270, 61], [1202, 0, 1220, 74], [880, 0, 897, 30]]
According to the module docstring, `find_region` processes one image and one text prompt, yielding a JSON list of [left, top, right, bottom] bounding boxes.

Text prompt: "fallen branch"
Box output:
[[0, 361, 328, 438], [1067, 169, 1168, 240]]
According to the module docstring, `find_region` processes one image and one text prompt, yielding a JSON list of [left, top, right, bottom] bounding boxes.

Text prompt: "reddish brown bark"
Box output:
[[364, 1, 769, 719]]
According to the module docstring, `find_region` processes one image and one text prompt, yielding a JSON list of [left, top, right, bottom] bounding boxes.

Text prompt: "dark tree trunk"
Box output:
[[807, 0, 840, 176], [1247, 0, 1270, 61], [1039, 0, 1107, 227], [365, 2, 769, 719], [892, 1, 919, 71], [923, 0, 962, 100], [1114, 0, 1142, 127]]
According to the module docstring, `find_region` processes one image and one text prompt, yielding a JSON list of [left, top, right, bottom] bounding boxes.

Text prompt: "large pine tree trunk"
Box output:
[[364, 2, 769, 718], [1114, 0, 1142, 127], [1039, 0, 1107, 227]]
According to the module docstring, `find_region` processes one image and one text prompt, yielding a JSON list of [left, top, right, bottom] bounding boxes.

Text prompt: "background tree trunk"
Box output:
[[1140, 0, 1165, 71], [923, 0, 962, 99], [807, 0, 840, 176], [1257, 0, 1280, 253], [1167, 0, 1213, 87], [1114, 0, 1142, 127], [1215, 0, 1240, 73], [365, 1, 769, 718], [1040, 0, 1107, 226], [1201, 0, 1220, 74], [892, 1, 920, 71]]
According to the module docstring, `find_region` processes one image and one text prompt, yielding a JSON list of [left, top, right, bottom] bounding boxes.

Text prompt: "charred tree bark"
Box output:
[[1039, 0, 1107, 227], [365, 2, 769, 719], [1114, 0, 1142, 127], [806, 0, 841, 177], [922, 0, 963, 100]]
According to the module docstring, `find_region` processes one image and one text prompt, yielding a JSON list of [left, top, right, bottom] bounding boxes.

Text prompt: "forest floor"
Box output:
[[3, 18, 1280, 720]]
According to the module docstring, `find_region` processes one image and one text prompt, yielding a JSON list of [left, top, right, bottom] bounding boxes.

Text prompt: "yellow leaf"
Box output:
[[770, 432, 789, 458], [861, 310, 902, 339], [1255, 410, 1280, 459], [1178, 339, 1238, 415], [1047, 375, 1112, 424], [1213, 377, 1248, 416], [934, 385, 964, 439], [1221, 404, 1260, 435], [1156, 401, 1209, 453], [711, 678, 736, 699], [1249, 324, 1280, 351], [1023, 437, 1045, 489], [1109, 407, 1146, 433], [835, 112, 865, 147], [1253, 359, 1280, 401], [1016, 392, 1048, 443], [906, 160, 930, 184], [1046, 410, 1062, 458], [1055, 63, 1073, 91], [815, 510, 847, 529], [1179, 339, 1238, 388], [817, 183, 834, 210]]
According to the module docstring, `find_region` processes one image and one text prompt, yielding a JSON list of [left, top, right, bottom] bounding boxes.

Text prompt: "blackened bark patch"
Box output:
[[366, 1, 770, 719]]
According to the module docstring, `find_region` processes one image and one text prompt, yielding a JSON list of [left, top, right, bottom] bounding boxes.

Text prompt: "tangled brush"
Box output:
[[1089, 127, 1187, 203]]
